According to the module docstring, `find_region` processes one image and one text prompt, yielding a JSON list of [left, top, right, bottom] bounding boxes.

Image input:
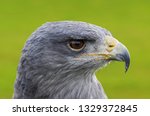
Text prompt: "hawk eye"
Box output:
[[68, 40, 85, 51]]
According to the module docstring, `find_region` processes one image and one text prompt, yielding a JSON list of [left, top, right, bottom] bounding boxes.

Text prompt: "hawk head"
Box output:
[[14, 21, 130, 99]]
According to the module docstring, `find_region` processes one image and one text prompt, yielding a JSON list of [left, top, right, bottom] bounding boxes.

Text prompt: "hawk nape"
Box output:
[[14, 21, 130, 99]]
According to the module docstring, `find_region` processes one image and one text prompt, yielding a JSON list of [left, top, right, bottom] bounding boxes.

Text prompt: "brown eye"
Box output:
[[68, 40, 85, 51]]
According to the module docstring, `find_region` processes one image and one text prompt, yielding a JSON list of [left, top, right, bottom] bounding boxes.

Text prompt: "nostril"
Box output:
[[105, 36, 117, 51], [108, 44, 115, 48], [106, 43, 116, 52]]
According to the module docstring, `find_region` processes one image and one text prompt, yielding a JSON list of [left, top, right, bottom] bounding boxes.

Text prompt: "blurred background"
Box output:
[[0, 0, 150, 98]]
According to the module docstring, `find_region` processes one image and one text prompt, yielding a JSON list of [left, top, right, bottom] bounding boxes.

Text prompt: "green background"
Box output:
[[0, 0, 150, 98]]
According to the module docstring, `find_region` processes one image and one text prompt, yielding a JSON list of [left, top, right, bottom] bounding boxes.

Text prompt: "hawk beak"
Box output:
[[102, 36, 130, 72], [107, 42, 130, 72]]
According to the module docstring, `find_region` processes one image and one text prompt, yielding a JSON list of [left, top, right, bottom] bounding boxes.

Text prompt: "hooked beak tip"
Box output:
[[116, 52, 130, 73]]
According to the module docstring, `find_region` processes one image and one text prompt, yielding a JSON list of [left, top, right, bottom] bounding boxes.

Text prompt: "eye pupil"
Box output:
[[68, 40, 85, 51]]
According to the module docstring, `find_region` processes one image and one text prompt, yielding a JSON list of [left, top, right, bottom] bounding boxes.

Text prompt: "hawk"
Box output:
[[14, 21, 130, 99]]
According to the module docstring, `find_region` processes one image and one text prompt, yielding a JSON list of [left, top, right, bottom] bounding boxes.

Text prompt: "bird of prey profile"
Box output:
[[13, 21, 130, 99]]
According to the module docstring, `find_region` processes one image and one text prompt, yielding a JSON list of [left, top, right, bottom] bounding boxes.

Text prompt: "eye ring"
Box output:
[[68, 40, 85, 51]]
